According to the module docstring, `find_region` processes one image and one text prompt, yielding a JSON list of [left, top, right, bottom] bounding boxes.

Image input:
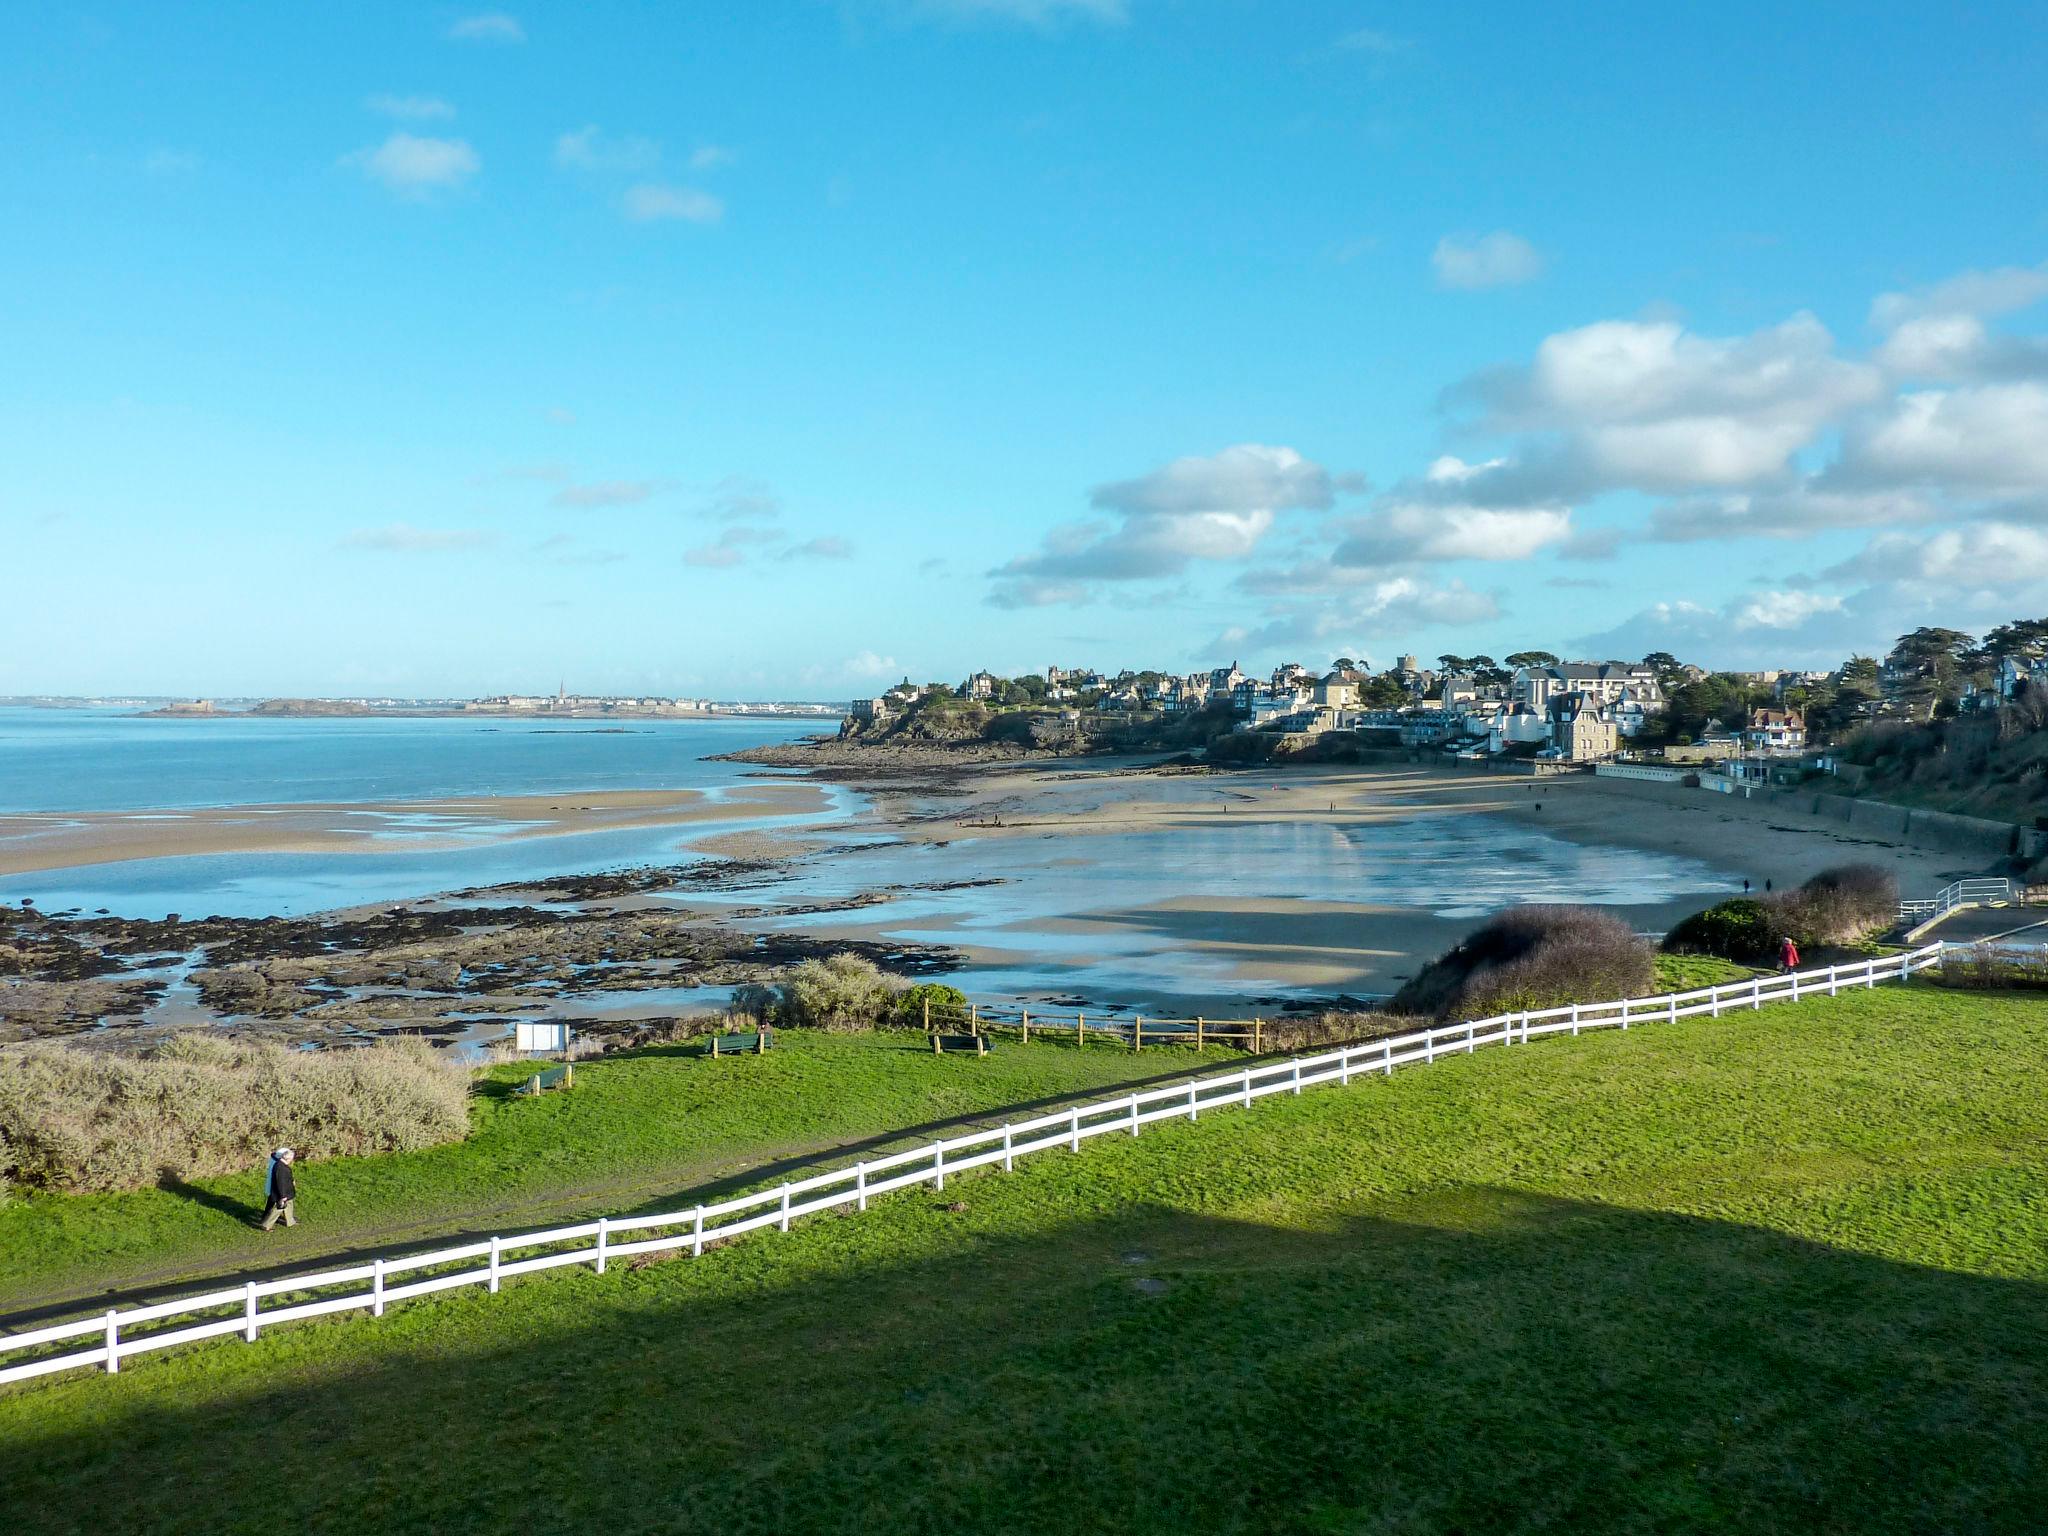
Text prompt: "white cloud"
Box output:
[[689, 144, 735, 171], [551, 480, 664, 509], [1332, 455, 1574, 565], [624, 183, 724, 224], [1233, 576, 1500, 650], [341, 524, 493, 552], [844, 650, 899, 679], [1730, 590, 1844, 630], [1870, 262, 2048, 331], [1647, 486, 1938, 542], [1823, 522, 2048, 588], [367, 94, 455, 121], [1836, 382, 2048, 493], [787, 536, 853, 560], [903, 0, 1128, 25], [1470, 314, 1883, 490], [989, 445, 1333, 601], [1334, 27, 1406, 53], [1432, 231, 1544, 291], [554, 125, 661, 174], [343, 133, 479, 196], [447, 13, 525, 43]]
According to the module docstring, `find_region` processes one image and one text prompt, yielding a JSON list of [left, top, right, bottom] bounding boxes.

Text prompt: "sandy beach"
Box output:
[[0, 783, 833, 877]]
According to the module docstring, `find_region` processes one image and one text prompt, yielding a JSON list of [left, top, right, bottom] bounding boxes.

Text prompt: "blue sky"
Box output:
[[4, 2, 2047, 698]]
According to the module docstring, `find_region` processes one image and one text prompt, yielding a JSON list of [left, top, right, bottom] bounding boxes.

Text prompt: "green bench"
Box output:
[[519, 1064, 573, 1095], [931, 1032, 991, 1056], [705, 1030, 772, 1057]]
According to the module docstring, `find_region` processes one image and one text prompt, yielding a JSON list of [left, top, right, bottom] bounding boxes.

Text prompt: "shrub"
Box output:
[[1929, 944, 2048, 992], [1390, 906, 1654, 1021], [1666, 864, 1900, 962], [1664, 898, 1781, 965], [0, 1035, 470, 1195], [893, 982, 969, 1027], [775, 953, 900, 1030], [1259, 1011, 1410, 1052]]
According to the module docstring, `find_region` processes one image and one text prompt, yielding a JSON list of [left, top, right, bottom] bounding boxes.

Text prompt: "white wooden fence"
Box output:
[[0, 944, 1949, 1390]]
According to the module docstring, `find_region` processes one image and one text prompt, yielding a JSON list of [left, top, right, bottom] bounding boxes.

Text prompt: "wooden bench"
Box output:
[[519, 1064, 573, 1095], [705, 1030, 772, 1057], [931, 1032, 991, 1056]]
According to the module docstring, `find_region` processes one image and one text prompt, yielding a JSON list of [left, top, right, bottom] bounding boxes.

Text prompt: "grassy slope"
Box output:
[[0, 1031, 1244, 1312], [5, 983, 2047, 1534]]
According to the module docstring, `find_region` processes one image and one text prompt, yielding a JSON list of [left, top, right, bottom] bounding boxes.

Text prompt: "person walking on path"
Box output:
[[1779, 936, 1801, 974], [259, 1147, 298, 1230]]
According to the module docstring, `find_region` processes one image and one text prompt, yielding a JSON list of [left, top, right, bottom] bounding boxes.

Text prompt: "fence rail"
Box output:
[[0, 944, 1950, 1390], [1899, 877, 2014, 923], [920, 998, 1265, 1051]]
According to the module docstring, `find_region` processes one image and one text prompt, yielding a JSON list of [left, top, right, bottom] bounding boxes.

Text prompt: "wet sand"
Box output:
[[0, 784, 833, 876]]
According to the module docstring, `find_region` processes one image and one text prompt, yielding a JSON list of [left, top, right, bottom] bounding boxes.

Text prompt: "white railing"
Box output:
[[0, 944, 1948, 1390], [1899, 878, 2013, 923]]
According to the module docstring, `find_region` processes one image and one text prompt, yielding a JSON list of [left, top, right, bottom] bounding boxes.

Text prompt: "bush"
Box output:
[[775, 953, 900, 1030], [893, 982, 969, 1026], [1666, 864, 1899, 963], [1390, 906, 1655, 1021], [1929, 944, 2048, 991], [1259, 1011, 1410, 1052], [0, 1035, 470, 1195], [1664, 898, 1781, 965]]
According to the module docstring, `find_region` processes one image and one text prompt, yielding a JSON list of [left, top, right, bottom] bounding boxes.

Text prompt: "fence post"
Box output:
[[1293, 1060, 1303, 1093], [1467, 1024, 1476, 1055], [1001, 1124, 1014, 1172], [970, 1002, 979, 1032], [104, 1311, 119, 1375], [1340, 1048, 1351, 1086], [1196, 1016, 1205, 1048], [1426, 1029, 1435, 1064], [1827, 964, 1839, 996], [1570, 1002, 1580, 1037], [1711, 985, 1722, 1018], [692, 1205, 705, 1257], [933, 1145, 945, 1192], [1668, 992, 1677, 1025], [1129, 1096, 1140, 1136], [1790, 970, 1800, 1001], [1243, 1067, 1254, 1108], [1751, 978, 1761, 1011], [1189, 1081, 1200, 1119], [594, 1220, 608, 1276], [1133, 1016, 1142, 1053], [1021, 1009, 1029, 1044], [1620, 998, 1631, 1031], [923, 997, 931, 1033], [1254, 1018, 1264, 1053], [1517, 1011, 1528, 1044], [856, 1162, 868, 1210], [780, 1185, 792, 1230], [244, 1281, 258, 1342], [489, 1235, 502, 1293], [1383, 1039, 1394, 1076], [373, 1256, 387, 1313], [1077, 1013, 1085, 1049], [1071, 1107, 1082, 1152]]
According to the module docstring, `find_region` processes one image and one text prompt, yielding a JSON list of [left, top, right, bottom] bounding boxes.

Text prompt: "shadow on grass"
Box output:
[[152, 1170, 257, 1229], [3, 1189, 2044, 1534]]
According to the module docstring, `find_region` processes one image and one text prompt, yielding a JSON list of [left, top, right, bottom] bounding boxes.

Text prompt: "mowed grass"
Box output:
[[5, 983, 2047, 1534], [0, 1030, 1245, 1311]]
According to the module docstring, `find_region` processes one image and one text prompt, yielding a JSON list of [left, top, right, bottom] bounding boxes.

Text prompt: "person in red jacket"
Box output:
[[1779, 935, 1800, 974]]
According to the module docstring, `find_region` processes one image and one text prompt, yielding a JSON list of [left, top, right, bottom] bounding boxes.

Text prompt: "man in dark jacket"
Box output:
[[260, 1147, 298, 1230]]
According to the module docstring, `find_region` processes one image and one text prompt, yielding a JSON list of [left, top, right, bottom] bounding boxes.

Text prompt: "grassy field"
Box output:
[[0, 1029, 1246, 1314], [4, 981, 2045, 1534]]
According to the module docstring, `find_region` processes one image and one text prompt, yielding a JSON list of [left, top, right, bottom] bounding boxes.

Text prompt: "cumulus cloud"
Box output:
[[551, 480, 664, 509], [1575, 590, 1860, 668], [1821, 522, 2048, 588], [624, 183, 724, 224], [367, 94, 455, 121], [341, 524, 493, 553], [1230, 576, 1501, 650], [900, 0, 1128, 25], [1832, 382, 2048, 494], [1870, 263, 2048, 331], [844, 650, 899, 678], [787, 536, 854, 560], [554, 125, 660, 173], [988, 445, 1333, 603], [447, 13, 524, 43], [1432, 231, 1544, 291], [1473, 314, 1882, 489], [343, 133, 479, 196], [1331, 455, 1574, 565]]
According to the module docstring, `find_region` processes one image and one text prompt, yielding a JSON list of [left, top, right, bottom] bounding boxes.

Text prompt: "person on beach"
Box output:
[[259, 1147, 297, 1230], [1779, 936, 1800, 974]]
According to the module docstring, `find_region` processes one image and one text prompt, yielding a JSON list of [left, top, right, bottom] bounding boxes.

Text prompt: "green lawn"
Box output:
[[4, 982, 2046, 1534], [0, 1029, 1245, 1313]]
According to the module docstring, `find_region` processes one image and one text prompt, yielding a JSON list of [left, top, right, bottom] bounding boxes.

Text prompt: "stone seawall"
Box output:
[[1796, 791, 2041, 861]]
